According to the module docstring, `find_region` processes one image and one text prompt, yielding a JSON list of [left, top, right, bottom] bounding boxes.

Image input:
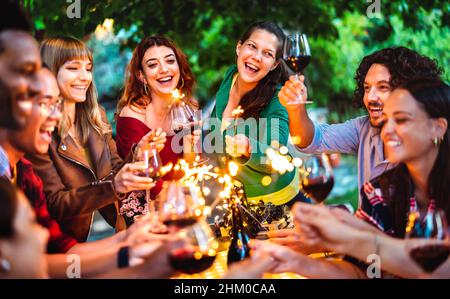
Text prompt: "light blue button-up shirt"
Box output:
[[0, 145, 11, 179], [299, 115, 394, 205]]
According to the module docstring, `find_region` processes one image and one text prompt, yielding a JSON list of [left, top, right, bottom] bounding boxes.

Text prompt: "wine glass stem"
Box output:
[[146, 189, 155, 214], [295, 73, 303, 102]]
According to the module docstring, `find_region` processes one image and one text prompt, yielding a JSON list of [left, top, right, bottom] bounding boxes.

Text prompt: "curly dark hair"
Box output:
[[353, 47, 443, 107]]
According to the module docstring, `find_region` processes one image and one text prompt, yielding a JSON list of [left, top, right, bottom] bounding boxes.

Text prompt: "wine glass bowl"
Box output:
[[170, 101, 196, 133], [157, 180, 205, 229], [300, 153, 334, 204], [169, 219, 218, 274], [405, 209, 450, 274], [133, 143, 163, 217], [133, 144, 163, 179], [283, 33, 311, 74], [170, 101, 207, 165]]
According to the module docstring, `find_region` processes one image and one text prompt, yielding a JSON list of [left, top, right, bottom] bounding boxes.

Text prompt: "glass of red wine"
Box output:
[[283, 33, 312, 104], [168, 219, 218, 274], [405, 208, 450, 275], [156, 180, 217, 274], [170, 101, 207, 165], [300, 153, 334, 204], [133, 143, 163, 218]]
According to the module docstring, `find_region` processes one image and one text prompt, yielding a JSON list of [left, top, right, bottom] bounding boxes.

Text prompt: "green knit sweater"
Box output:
[[211, 65, 299, 205]]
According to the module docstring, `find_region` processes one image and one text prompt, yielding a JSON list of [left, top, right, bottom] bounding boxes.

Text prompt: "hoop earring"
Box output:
[[178, 77, 185, 89], [0, 259, 11, 272], [143, 83, 149, 95]]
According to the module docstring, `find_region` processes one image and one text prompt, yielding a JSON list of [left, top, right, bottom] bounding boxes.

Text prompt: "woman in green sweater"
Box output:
[[212, 21, 305, 206]]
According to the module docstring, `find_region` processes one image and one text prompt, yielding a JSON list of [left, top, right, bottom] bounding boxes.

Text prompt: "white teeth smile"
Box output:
[[40, 127, 55, 135], [245, 63, 260, 72], [72, 85, 87, 90], [157, 76, 173, 83], [386, 140, 401, 147]]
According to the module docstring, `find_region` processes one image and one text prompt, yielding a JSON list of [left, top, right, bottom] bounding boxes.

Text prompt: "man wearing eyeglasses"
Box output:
[[0, 67, 184, 278]]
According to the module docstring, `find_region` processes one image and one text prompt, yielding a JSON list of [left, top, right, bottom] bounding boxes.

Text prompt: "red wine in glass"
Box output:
[[284, 55, 311, 73], [173, 118, 196, 134], [410, 243, 450, 273], [283, 33, 311, 74], [302, 176, 334, 203], [163, 216, 199, 229], [169, 248, 216, 274], [300, 154, 334, 203]]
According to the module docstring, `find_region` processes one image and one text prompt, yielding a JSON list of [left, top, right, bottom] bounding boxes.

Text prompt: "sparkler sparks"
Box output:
[[170, 88, 185, 102], [231, 105, 244, 117]]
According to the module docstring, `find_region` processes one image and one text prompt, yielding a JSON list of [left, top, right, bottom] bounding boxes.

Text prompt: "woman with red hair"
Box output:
[[116, 36, 198, 225]]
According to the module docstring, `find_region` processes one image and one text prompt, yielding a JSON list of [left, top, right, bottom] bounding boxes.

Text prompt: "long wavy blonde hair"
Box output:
[[40, 36, 110, 144]]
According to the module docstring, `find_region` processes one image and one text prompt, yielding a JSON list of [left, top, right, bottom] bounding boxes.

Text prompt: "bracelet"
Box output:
[[118, 246, 130, 268]]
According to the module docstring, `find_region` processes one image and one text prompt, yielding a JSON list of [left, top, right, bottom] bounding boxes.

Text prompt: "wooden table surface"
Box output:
[[173, 250, 306, 279]]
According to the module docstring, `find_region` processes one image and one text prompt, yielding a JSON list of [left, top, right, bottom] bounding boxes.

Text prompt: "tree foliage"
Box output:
[[21, 0, 449, 119]]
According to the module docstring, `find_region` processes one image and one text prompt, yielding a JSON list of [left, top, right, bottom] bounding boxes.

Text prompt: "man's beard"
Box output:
[[367, 103, 383, 128]]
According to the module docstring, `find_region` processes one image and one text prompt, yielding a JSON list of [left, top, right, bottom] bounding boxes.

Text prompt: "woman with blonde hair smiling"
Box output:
[[27, 37, 156, 242]]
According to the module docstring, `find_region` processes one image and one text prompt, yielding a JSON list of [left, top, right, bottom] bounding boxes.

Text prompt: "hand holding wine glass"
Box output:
[[278, 74, 309, 111], [133, 143, 163, 217], [112, 162, 156, 194], [135, 127, 167, 154]]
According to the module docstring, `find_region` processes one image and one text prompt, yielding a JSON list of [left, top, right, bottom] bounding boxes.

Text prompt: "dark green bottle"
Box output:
[[227, 201, 251, 265]]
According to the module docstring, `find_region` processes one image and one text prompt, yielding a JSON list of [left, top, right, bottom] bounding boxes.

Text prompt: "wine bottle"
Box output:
[[227, 201, 251, 265]]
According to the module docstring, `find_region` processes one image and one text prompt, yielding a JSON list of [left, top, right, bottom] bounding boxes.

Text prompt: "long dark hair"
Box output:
[[379, 79, 450, 237], [0, 178, 18, 239], [237, 21, 288, 120], [353, 47, 443, 108]]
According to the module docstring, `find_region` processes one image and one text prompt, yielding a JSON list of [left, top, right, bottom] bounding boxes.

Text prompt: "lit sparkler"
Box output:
[[170, 88, 185, 103]]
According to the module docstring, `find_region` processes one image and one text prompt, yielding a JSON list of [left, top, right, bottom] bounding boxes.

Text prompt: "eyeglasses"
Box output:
[[37, 98, 63, 116]]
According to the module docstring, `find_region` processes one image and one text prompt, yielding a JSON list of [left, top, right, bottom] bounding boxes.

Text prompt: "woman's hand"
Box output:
[[113, 162, 155, 194], [225, 134, 251, 158], [130, 236, 188, 278], [249, 239, 310, 274], [122, 214, 168, 244], [136, 127, 167, 153], [267, 228, 322, 254], [293, 202, 369, 254], [224, 249, 277, 278], [278, 75, 308, 112]]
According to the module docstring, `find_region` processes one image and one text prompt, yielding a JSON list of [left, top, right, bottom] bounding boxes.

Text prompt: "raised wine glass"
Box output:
[[405, 208, 450, 275], [300, 153, 334, 204], [170, 101, 206, 165], [133, 143, 163, 218], [283, 33, 312, 104], [156, 180, 217, 274]]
